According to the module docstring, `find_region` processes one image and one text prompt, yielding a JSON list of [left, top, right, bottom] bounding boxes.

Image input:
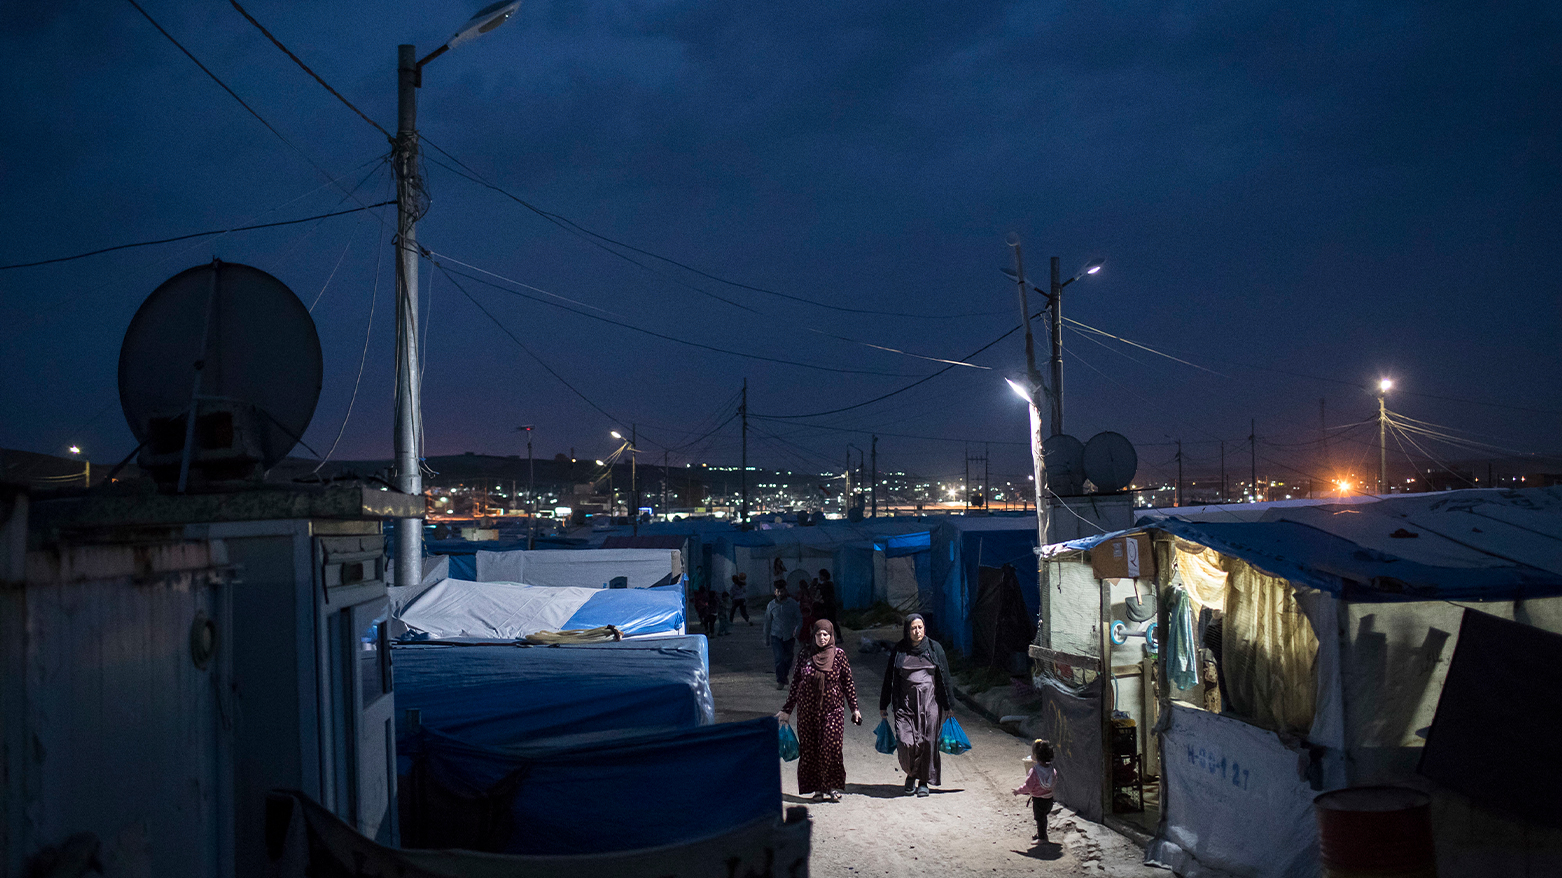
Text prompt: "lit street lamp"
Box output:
[[517, 425, 535, 549], [612, 427, 639, 534], [392, 1, 522, 590], [1377, 378, 1392, 495]]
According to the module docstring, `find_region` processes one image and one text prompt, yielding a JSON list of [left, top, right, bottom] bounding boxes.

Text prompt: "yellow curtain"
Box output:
[[1175, 545, 1228, 611], [1222, 559, 1318, 734]]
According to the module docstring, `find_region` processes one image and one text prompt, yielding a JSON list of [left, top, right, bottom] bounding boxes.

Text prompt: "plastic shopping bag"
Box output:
[[938, 716, 972, 755], [778, 721, 800, 762], [874, 718, 897, 755]]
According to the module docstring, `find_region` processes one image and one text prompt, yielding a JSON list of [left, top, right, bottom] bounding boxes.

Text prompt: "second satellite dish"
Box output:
[[1083, 431, 1138, 493], [118, 260, 322, 488]]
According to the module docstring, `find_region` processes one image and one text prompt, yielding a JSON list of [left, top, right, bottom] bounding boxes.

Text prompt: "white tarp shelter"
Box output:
[[476, 548, 680, 589]]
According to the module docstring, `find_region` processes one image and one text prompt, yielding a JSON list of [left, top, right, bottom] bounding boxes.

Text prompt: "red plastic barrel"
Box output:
[[1314, 786, 1436, 878]]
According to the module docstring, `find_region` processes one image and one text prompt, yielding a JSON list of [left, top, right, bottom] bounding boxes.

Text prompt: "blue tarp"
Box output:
[[400, 718, 781, 854], [392, 637, 713, 747], [878, 530, 932, 557], [1149, 517, 1562, 602], [929, 517, 1041, 655], [565, 583, 687, 633]]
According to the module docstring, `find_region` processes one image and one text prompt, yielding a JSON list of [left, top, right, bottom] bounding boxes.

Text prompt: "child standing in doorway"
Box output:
[[1013, 739, 1058, 844]]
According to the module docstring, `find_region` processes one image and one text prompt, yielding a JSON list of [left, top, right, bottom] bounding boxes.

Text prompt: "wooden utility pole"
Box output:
[[740, 380, 748, 524]]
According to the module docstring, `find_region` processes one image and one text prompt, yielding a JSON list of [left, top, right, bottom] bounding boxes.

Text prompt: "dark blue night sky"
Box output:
[[2, 1, 1558, 489]]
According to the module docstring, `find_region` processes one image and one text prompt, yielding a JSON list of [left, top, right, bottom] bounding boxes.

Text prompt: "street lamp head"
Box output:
[[610, 430, 624, 440], [516, 424, 534, 432], [68, 445, 81, 455], [1005, 377, 1033, 402], [1004, 232, 1022, 248], [1379, 378, 1393, 393], [1085, 262, 1103, 275], [448, 1, 523, 50]]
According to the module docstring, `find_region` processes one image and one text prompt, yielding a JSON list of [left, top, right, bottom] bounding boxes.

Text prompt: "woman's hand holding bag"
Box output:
[[873, 718, 897, 755], [778, 720, 800, 762], [938, 716, 972, 755]]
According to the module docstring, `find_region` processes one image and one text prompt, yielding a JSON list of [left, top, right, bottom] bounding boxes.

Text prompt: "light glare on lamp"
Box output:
[[1005, 378, 1031, 401], [1379, 378, 1393, 393]]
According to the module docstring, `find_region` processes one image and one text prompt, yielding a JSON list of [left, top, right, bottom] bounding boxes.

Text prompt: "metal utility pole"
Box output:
[[662, 450, 669, 520], [846, 448, 854, 514], [1320, 398, 1329, 488], [1378, 380, 1392, 495], [1006, 236, 1050, 553], [1220, 440, 1227, 503], [984, 442, 991, 513], [1249, 419, 1258, 503], [392, 44, 425, 591], [631, 423, 639, 536], [1175, 440, 1183, 507], [517, 425, 535, 550], [868, 434, 880, 515], [388, 4, 521, 584], [1049, 256, 1065, 436], [963, 443, 970, 514], [739, 380, 749, 525]]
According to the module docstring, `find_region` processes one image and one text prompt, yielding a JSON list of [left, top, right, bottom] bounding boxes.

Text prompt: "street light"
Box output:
[[610, 427, 639, 534], [1377, 378, 1393, 495], [391, 3, 522, 590], [68, 445, 89, 488]]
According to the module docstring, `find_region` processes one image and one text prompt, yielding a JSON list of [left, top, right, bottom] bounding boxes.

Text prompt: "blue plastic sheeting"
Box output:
[[928, 518, 1041, 656], [1150, 517, 1562, 602], [400, 718, 781, 854], [837, 543, 875, 609], [447, 554, 476, 580], [878, 530, 932, 557], [392, 637, 713, 746], [564, 583, 686, 634]]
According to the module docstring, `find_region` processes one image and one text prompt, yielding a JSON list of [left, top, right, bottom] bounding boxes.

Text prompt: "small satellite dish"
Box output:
[[118, 260, 322, 488], [1041, 434, 1086, 495], [1083, 431, 1137, 494]]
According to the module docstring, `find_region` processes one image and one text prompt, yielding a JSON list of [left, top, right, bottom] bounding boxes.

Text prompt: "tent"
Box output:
[[929, 516, 1041, 655], [476, 547, 681, 589], [1032, 487, 1562, 877], [398, 718, 782, 855], [392, 637, 714, 747], [395, 580, 686, 641]]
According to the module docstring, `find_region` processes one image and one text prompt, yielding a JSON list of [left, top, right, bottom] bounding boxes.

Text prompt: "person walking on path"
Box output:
[[762, 580, 803, 690], [1013, 739, 1058, 844], [728, 573, 752, 625], [776, 619, 861, 802], [879, 614, 952, 798], [693, 585, 719, 635]]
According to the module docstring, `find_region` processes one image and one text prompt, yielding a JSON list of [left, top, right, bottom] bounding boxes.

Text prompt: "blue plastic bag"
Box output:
[[874, 718, 897, 755], [938, 716, 971, 755], [778, 721, 800, 762]]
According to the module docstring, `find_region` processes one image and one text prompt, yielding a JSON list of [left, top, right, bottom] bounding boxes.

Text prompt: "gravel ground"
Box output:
[[705, 618, 1167, 878]]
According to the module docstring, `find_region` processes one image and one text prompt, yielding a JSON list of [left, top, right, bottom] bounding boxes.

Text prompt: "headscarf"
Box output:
[[808, 618, 838, 673], [807, 618, 840, 713], [898, 613, 932, 657]]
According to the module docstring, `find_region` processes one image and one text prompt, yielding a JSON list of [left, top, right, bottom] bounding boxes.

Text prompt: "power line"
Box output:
[[227, 0, 392, 141], [427, 254, 922, 378], [0, 202, 392, 271]]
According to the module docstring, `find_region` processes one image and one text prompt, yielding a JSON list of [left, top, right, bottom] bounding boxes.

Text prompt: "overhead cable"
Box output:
[[0, 202, 392, 271]]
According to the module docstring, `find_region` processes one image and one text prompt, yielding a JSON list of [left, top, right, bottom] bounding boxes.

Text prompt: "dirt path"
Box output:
[[705, 619, 1164, 877]]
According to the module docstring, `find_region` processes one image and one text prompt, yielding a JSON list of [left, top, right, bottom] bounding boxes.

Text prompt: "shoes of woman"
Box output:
[[903, 776, 916, 794], [811, 791, 826, 801], [915, 783, 930, 798], [826, 790, 842, 802]]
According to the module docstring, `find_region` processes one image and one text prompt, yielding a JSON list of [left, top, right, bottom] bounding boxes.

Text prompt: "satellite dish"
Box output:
[[118, 260, 322, 488], [1083, 431, 1137, 494], [1041, 434, 1086, 495]]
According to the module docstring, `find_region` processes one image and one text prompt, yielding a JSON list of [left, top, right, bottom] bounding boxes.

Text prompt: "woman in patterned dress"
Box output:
[[879, 614, 951, 798], [776, 619, 861, 801]]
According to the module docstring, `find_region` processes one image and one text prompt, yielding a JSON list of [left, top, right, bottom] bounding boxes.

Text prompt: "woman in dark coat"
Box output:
[[776, 619, 861, 801], [879, 613, 951, 797]]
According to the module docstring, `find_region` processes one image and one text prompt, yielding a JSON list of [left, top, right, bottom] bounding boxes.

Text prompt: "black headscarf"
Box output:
[[898, 613, 933, 657]]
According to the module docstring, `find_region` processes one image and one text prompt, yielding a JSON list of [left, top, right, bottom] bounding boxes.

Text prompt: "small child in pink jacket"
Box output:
[[1013, 739, 1057, 844]]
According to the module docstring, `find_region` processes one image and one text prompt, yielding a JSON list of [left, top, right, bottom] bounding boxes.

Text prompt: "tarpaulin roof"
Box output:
[[601, 535, 691, 549], [396, 580, 685, 640], [399, 718, 781, 855], [392, 637, 713, 747], [1085, 487, 1562, 602]]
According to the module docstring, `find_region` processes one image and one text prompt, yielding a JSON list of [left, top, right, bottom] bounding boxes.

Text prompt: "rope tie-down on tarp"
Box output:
[[522, 625, 622, 644]]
